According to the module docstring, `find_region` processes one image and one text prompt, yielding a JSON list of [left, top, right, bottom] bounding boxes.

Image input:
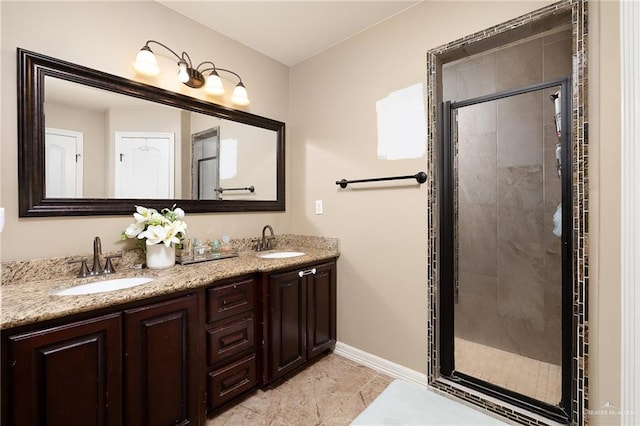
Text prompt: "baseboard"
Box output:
[[334, 341, 428, 387]]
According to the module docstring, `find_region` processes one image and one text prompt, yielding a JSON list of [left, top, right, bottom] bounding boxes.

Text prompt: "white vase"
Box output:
[[146, 243, 176, 270]]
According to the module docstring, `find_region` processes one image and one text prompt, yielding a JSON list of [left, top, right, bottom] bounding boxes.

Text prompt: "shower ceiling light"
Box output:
[[133, 40, 250, 106]]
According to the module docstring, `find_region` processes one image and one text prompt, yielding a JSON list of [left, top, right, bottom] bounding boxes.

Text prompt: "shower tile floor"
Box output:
[[207, 353, 393, 425], [455, 337, 562, 405]]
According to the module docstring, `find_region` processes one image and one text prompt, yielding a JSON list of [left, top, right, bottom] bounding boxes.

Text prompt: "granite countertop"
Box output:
[[1, 238, 339, 331]]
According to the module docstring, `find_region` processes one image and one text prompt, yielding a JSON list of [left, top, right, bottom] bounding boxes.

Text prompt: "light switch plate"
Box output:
[[315, 200, 323, 215]]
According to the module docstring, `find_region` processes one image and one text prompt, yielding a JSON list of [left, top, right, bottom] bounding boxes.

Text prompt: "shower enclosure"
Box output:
[[439, 78, 572, 421], [191, 127, 221, 200]]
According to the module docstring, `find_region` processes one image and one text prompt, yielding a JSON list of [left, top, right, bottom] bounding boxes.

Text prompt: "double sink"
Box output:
[[53, 251, 306, 296], [54, 276, 155, 296], [256, 251, 304, 259]]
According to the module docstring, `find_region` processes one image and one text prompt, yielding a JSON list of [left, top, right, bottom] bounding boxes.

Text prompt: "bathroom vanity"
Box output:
[[265, 262, 337, 383], [0, 242, 338, 426]]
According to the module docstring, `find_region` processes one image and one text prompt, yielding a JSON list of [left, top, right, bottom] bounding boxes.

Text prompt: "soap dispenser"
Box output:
[[220, 235, 232, 253]]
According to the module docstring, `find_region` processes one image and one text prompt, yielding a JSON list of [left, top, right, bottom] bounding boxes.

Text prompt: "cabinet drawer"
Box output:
[[207, 316, 255, 366], [207, 278, 255, 323], [208, 355, 256, 408]]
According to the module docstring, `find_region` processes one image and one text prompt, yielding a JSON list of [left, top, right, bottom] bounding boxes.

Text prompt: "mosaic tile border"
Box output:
[[425, 1, 588, 424]]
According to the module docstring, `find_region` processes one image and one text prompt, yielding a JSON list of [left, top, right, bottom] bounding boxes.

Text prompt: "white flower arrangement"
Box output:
[[122, 205, 187, 247]]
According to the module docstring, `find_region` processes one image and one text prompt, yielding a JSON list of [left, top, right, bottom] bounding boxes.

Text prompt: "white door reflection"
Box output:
[[45, 127, 83, 198], [115, 132, 174, 199]]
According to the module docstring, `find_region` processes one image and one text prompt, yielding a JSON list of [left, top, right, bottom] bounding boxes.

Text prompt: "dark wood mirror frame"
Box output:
[[17, 48, 285, 217]]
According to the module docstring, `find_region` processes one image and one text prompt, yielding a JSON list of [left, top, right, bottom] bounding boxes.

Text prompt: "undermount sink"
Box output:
[[54, 277, 154, 296], [258, 251, 305, 259]]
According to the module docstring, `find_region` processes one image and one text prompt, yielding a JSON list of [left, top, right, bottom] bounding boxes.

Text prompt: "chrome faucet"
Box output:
[[68, 236, 122, 278], [255, 225, 275, 251], [91, 236, 103, 274]]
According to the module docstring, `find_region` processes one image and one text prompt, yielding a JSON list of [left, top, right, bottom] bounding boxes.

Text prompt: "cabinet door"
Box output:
[[5, 313, 122, 426], [269, 269, 307, 381], [307, 262, 337, 360], [123, 294, 199, 426]]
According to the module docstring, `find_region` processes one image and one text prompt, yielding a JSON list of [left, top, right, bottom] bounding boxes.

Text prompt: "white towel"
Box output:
[[553, 204, 562, 237]]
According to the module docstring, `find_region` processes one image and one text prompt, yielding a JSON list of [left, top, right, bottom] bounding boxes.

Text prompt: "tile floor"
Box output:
[[207, 353, 393, 425], [455, 337, 562, 405]]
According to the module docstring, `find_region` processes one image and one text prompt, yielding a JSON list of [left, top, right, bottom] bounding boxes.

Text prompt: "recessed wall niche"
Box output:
[[425, 0, 588, 424]]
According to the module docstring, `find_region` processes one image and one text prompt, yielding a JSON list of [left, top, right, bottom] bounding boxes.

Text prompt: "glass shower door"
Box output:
[[440, 78, 571, 419]]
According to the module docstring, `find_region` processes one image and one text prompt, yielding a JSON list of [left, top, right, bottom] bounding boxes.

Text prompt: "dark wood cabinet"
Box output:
[[306, 262, 337, 359], [268, 267, 308, 381], [123, 294, 199, 426], [2, 313, 122, 426], [204, 275, 258, 413], [2, 257, 337, 424], [2, 293, 199, 426], [264, 261, 337, 383]]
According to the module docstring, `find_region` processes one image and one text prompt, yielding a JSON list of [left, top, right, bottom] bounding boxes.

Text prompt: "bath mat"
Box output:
[[351, 379, 508, 425]]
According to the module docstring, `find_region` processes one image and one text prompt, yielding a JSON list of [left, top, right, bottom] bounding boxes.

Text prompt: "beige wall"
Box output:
[[216, 121, 278, 201], [588, 0, 622, 421], [0, 1, 290, 261], [46, 103, 107, 198], [289, 0, 560, 374], [289, 1, 622, 412], [187, 114, 277, 201]]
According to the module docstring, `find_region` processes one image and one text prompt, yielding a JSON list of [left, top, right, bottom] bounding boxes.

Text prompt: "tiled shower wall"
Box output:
[[443, 30, 572, 365]]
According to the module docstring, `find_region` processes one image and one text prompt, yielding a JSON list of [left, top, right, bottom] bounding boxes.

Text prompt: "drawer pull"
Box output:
[[208, 357, 256, 407], [220, 332, 247, 347], [221, 292, 245, 308], [221, 371, 250, 390], [298, 268, 317, 278]]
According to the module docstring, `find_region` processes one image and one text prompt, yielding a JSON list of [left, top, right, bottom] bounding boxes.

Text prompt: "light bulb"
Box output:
[[133, 46, 159, 76], [177, 61, 190, 83], [231, 82, 250, 106], [204, 71, 225, 95]]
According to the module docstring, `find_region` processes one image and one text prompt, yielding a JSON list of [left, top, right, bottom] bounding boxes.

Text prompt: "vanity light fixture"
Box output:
[[133, 40, 250, 106]]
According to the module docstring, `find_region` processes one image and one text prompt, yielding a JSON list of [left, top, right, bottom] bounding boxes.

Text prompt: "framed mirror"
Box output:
[[17, 48, 285, 217]]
